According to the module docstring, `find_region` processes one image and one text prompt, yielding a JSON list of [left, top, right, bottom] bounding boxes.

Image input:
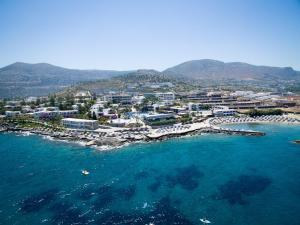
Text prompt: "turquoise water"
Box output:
[[0, 124, 300, 225]]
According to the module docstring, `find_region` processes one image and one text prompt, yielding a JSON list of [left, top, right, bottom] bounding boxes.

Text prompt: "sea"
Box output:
[[0, 123, 299, 225]]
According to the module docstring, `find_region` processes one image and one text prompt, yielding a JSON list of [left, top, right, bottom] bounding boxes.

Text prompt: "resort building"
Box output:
[[102, 108, 118, 119], [143, 113, 175, 124], [62, 118, 99, 130], [74, 91, 93, 102], [90, 103, 105, 118], [169, 106, 187, 113], [104, 93, 132, 105], [21, 105, 34, 113], [34, 109, 78, 119], [213, 106, 236, 117], [132, 95, 145, 105], [144, 92, 175, 103], [25, 96, 38, 103], [110, 118, 131, 127], [274, 100, 296, 107], [188, 103, 205, 111], [58, 110, 78, 118], [5, 111, 21, 117], [154, 92, 175, 102], [34, 110, 59, 119]]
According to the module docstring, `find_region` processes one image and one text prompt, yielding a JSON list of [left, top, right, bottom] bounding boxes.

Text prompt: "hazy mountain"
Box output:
[[0, 62, 129, 98], [1, 60, 300, 98], [0, 62, 126, 84], [164, 59, 300, 81]]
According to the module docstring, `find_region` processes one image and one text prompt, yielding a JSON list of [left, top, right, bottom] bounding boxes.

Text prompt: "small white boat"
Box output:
[[200, 218, 211, 224], [81, 170, 90, 175]]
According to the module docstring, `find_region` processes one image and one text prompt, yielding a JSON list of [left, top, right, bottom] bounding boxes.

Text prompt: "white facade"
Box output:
[[104, 94, 132, 104], [5, 111, 21, 117], [90, 103, 104, 118], [188, 103, 204, 111], [213, 106, 236, 117], [34, 109, 78, 119], [154, 92, 175, 102], [62, 118, 99, 130], [132, 95, 145, 105]]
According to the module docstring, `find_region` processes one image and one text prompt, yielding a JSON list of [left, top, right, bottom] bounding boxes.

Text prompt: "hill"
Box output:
[[164, 59, 300, 81], [62, 69, 193, 96], [0, 62, 128, 98], [1, 60, 300, 98]]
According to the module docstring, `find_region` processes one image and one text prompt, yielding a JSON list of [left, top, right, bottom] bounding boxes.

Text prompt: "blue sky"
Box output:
[[0, 0, 300, 71]]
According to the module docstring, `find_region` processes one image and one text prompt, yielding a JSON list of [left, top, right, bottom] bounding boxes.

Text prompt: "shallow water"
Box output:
[[0, 124, 299, 225]]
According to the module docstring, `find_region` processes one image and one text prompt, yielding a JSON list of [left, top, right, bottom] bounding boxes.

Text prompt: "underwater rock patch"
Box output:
[[217, 174, 272, 205], [50, 201, 89, 225], [93, 190, 115, 211], [134, 171, 150, 180], [20, 188, 59, 213], [116, 184, 136, 200], [92, 184, 137, 211], [77, 185, 97, 200], [166, 165, 204, 191], [96, 197, 194, 225], [148, 180, 162, 192]]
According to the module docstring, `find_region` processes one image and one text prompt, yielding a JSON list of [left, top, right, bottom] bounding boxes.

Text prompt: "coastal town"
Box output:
[[1, 89, 300, 149]]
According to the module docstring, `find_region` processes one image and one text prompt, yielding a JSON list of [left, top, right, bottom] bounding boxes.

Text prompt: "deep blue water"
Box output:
[[0, 124, 300, 225]]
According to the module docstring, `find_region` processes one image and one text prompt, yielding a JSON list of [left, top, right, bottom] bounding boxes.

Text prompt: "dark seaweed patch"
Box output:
[[96, 197, 194, 225], [148, 180, 162, 192], [116, 185, 136, 200], [134, 171, 150, 180], [20, 188, 59, 213], [93, 190, 115, 210], [50, 201, 89, 225], [96, 184, 113, 195], [217, 174, 272, 205], [77, 186, 97, 200], [94, 184, 115, 208], [93, 184, 137, 210], [166, 165, 203, 191]]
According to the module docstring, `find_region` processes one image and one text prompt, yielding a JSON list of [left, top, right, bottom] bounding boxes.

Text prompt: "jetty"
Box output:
[[146, 123, 207, 139], [202, 126, 265, 136], [146, 120, 265, 140]]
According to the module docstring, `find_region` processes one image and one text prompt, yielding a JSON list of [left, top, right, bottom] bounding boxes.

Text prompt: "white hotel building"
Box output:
[[61, 118, 99, 130]]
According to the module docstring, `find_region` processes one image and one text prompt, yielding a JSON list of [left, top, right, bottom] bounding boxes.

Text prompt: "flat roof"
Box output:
[[62, 118, 98, 122], [144, 113, 174, 119]]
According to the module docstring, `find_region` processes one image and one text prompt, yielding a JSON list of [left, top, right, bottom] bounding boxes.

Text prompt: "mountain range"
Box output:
[[164, 59, 300, 81], [1, 60, 299, 98]]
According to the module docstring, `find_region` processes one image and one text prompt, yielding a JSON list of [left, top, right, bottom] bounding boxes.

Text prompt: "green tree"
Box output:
[[35, 98, 41, 106], [49, 95, 56, 107], [92, 111, 97, 120], [0, 101, 5, 115]]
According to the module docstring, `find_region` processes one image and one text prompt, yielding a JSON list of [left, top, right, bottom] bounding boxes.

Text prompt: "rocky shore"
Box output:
[[0, 123, 126, 149], [0, 118, 270, 150]]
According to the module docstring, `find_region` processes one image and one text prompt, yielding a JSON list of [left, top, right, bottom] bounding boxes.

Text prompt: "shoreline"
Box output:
[[1, 115, 299, 150]]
